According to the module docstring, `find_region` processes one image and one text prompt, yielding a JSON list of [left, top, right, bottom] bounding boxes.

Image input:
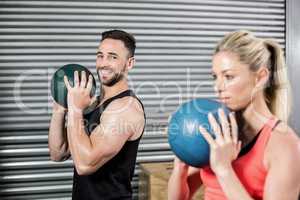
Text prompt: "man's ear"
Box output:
[[126, 57, 135, 71], [255, 66, 270, 89]]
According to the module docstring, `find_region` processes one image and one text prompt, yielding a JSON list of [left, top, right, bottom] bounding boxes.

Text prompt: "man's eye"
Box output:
[[107, 55, 117, 60], [211, 74, 217, 80]]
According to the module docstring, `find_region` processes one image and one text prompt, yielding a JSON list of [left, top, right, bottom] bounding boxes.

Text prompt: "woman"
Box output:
[[168, 30, 300, 200]]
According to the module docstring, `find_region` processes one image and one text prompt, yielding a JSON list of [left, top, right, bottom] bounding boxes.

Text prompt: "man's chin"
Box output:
[[103, 77, 123, 87], [102, 82, 113, 87], [100, 76, 114, 86], [101, 80, 113, 86]]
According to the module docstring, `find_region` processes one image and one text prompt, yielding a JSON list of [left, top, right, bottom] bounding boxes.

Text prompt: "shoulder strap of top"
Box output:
[[98, 89, 144, 111], [255, 117, 281, 150]]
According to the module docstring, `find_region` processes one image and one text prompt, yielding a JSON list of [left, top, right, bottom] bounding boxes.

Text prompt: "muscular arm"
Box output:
[[48, 102, 70, 161], [67, 97, 145, 175]]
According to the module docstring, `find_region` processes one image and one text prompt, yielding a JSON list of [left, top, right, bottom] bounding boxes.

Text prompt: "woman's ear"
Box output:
[[126, 57, 135, 71], [255, 66, 270, 89]]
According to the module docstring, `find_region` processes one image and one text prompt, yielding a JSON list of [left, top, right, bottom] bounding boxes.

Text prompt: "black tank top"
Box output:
[[72, 90, 145, 200]]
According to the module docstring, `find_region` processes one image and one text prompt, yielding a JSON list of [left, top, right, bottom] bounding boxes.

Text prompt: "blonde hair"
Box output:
[[215, 30, 292, 122]]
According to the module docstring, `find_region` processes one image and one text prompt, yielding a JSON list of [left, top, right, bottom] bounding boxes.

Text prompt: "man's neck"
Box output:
[[101, 78, 129, 103]]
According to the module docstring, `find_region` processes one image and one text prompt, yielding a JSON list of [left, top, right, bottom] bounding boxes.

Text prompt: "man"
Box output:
[[48, 30, 145, 200]]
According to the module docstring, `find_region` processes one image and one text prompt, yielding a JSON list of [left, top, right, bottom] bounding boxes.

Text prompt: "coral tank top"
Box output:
[[200, 118, 280, 200]]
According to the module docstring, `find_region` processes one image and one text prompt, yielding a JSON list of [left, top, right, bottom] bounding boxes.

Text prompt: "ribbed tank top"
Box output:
[[200, 118, 280, 200], [72, 90, 145, 200]]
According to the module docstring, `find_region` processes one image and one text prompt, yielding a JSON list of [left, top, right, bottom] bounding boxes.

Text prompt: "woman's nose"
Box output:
[[214, 78, 225, 93]]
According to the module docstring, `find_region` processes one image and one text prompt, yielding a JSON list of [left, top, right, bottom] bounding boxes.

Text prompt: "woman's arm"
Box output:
[[214, 167, 253, 200], [263, 126, 300, 200], [201, 110, 300, 200], [200, 110, 254, 200], [168, 157, 202, 200]]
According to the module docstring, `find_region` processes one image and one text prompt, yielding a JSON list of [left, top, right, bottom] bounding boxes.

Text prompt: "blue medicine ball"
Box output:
[[168, 98, 230, 167]]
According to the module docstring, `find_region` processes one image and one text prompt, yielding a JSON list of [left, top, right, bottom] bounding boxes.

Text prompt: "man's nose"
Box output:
[[97, 57, 109, 69]]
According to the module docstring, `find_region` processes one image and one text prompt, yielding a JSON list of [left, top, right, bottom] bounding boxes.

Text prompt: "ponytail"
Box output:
[[264, 40, 292, 122]]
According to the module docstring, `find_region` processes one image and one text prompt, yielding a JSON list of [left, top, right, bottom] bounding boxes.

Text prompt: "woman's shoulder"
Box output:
[[270, 122, 299, 145], [265, 121, 300, 167]]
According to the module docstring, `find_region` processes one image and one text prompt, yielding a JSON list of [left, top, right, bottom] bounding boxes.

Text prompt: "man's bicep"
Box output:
[[87, 98, 143, 167], [90, 115, 131, 156]]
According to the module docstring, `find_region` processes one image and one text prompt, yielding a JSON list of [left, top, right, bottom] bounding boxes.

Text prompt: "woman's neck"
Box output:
[[238, 94, 274, 144]]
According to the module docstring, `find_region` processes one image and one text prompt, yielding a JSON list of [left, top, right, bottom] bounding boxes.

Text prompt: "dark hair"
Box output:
[[101, 29, 136, 57]]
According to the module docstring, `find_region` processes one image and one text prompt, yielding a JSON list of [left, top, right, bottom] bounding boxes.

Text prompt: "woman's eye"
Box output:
[[225, 75, 234, 80], [212, 74, 217, 80]]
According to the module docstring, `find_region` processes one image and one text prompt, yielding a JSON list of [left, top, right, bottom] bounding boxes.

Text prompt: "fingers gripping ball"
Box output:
[[51, 63, 96, 108], [168, 98, 230, 167]]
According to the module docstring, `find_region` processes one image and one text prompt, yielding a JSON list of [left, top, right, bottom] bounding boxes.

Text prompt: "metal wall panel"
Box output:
[[286, 0, 300, 134], [0, 0, 285, 199]]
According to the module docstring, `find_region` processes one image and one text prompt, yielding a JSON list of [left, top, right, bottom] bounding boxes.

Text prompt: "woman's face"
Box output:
[[212, 51, 258, 111]]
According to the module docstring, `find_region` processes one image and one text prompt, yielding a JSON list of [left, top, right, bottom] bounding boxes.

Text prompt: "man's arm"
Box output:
[[48, 102, 70, 161], [67, 97, 145, 175]]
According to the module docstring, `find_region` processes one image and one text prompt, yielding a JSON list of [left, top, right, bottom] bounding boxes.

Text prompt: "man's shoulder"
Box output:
[[106, 95, 143, 113], [100, 95, 145, 140]]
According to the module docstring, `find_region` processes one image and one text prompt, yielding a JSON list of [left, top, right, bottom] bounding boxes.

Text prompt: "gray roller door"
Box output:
[[0, 0, 285, 199]]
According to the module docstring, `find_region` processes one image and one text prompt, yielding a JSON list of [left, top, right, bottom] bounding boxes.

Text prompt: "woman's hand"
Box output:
[[199, 109, 242, 176], [64, 71, 95, 114]]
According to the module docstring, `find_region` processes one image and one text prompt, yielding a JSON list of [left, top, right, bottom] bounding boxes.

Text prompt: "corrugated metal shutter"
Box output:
[[0, 0, 285, 199]]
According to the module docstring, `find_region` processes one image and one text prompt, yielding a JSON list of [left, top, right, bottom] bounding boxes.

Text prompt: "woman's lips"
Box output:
[[219, 97, 230, 103]]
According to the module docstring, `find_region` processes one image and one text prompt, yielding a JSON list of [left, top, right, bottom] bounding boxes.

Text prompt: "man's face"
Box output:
[[96, 38, 131, 86]]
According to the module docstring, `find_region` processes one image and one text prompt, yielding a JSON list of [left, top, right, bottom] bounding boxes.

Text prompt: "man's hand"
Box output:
[[64, 70, 95, 113]]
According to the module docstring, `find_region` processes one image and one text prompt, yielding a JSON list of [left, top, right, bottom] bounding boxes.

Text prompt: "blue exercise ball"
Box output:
[[168, 98, 230, 167]]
